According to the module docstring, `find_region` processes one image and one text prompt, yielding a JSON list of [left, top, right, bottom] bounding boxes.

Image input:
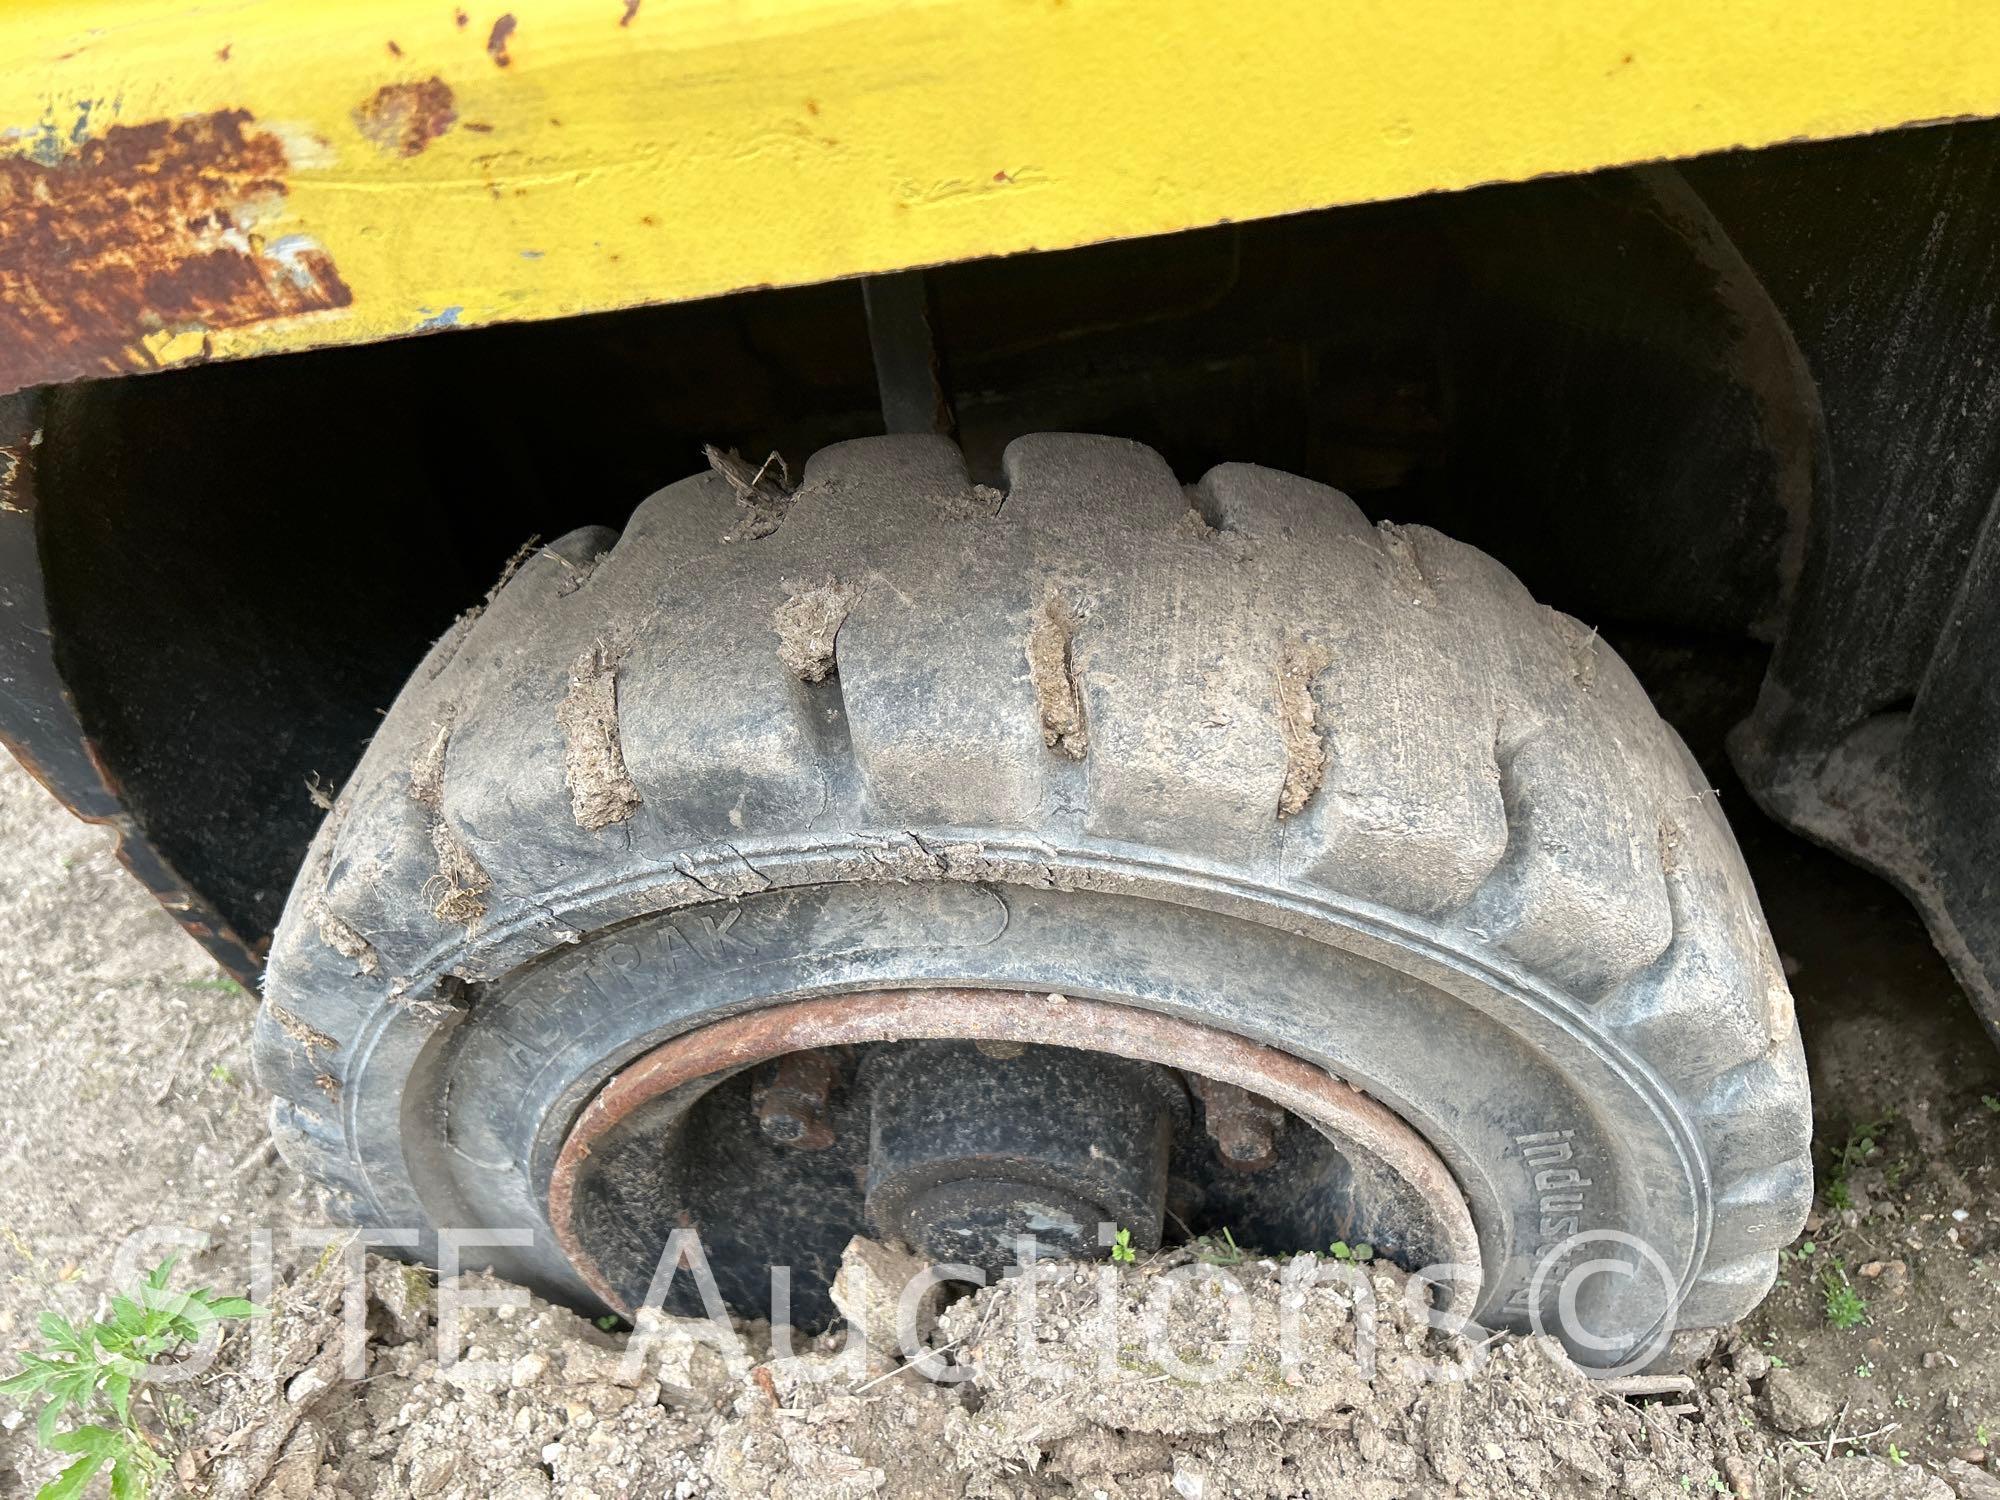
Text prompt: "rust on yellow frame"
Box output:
[[2, 0, 1999, 395]]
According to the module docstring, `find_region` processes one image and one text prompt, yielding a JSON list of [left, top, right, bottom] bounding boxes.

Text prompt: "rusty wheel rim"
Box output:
[[547, 987, 1483, 1318]]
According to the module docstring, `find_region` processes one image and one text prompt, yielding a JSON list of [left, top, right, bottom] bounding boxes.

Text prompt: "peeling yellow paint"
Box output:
[[1, 0, 1997, 390], [140, 327, 211, 366]]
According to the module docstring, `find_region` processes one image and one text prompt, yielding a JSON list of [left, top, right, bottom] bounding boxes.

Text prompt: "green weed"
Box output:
[[178, 976, 246, 997], [1188, 1228, 1246, 1266], [1109, 1228, 1136, 1265], [176, 976, 244, 1000], [1823, 1114, 1893, 1211], [1819, 1260, 1867, 1330], [0, 1257, 260, 1499]]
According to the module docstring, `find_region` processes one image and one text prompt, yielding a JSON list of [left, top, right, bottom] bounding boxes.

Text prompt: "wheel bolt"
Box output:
[[752, 1051, 838, 1151], [1191, 1075, 1285, 1173]]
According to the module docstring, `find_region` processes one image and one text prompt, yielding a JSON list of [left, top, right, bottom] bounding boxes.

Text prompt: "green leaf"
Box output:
[[34, 1451, 106, 1500], [108, 1456, 144, 1500], [202, 1298, 262, 1321], [103, 1371, 131, 1425], [143, 1258, 176, 1293], [38, 1428, 126, 1500], [110, 1293, 147, 1326], [48, 1425, 122, 1459], [146, 1291, 195, 1336], [0, 1364, 54, 1396], [36, 1313, 85, 1355], [37, 1390, 70, 1448]]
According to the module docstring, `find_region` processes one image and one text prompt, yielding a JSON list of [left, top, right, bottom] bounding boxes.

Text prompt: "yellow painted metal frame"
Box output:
[[4, 0, 1999, 385]]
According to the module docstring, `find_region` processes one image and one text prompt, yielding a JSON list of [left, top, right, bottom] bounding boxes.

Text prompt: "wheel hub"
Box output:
[[861, 1040, 1186, 1271], [547, 989, 1481, 1323]]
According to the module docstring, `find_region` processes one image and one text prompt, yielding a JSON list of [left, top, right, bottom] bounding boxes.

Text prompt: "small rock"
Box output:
[[263, 1418, 328, 1500], [1732, 1345, 1773, 1382], [1946, 1458, 2000, 1500], [574, 1381, 635, 1415], [1763, 1368, 1838, 1434], [1355, 1415, 1388, 1464], [367, 1259, 434, 1342], [492, 1473, 555, 1500], [596, 1307, 741, 1398], [830, 1236, 945, 1360], [1658, 1327, 1722, 1368], [407, 1447, 459, 1497], [1823, 1454, 1953, 1498], [511, 1351, 549, 1389]]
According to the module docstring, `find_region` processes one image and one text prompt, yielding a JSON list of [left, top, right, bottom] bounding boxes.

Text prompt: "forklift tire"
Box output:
[[254, 434, 1811, 1366]]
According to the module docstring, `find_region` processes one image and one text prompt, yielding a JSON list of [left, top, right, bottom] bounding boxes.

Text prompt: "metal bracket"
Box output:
[[862, 271, 954, 438]]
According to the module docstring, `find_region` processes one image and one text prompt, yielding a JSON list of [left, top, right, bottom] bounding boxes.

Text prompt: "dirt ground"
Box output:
[[1, 718, 1998, 1499]]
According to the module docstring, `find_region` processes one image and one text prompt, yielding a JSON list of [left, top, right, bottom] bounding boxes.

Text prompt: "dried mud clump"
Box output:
[[1275, 634, 1335, 817], [557, 642, 643, 831], [775, 577, 862, 683], [1028, 587, 1088, 759], [408, 717, 491, 925]]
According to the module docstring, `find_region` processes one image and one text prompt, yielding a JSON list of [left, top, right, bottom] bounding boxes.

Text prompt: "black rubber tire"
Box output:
[[255, 434, 1811, 1362]]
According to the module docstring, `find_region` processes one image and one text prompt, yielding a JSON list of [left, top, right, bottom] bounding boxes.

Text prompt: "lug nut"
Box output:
[[1191, 1075, 1285, 1173], [752, 1051, 838, 1151]]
